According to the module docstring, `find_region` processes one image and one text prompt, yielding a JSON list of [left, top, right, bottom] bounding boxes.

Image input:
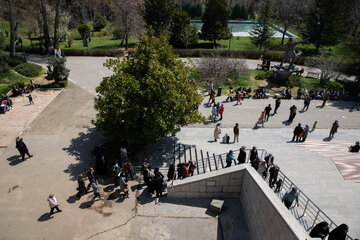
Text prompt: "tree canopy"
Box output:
[[144, 0, 174, 36], [305, 0, 351, 51], [200, 0, 231, 45], [94, 34, 204, 145], [250, 0, 274, 54], [169, 8, 198, 48]]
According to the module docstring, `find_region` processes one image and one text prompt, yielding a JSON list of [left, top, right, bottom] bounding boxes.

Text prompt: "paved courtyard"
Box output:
[[0, 55, 359, 239]]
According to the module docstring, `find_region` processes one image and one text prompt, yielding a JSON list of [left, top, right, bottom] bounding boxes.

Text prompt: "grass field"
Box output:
[[0, 70, 30, 95]]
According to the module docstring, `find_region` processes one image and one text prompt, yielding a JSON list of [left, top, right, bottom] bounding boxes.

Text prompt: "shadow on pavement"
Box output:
[[62, 128, 102, 180], [66, 194, 79, 204], [323, 137, 332, 142], [7, 155, 22, 166], [37, 213, 53, 222], [79, 200, 94, 209]]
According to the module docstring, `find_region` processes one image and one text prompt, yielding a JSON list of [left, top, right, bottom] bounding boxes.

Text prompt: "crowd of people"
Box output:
[[141, 162, 165, 197], [11, 81, 35, 97]]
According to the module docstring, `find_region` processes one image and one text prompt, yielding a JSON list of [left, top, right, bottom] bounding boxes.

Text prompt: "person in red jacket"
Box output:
[[219, 104, 224, 120], [181, 163, 189, 178]]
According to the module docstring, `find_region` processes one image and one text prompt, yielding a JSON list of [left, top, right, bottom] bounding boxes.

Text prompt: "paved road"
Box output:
[[21, 54, 360, 238]]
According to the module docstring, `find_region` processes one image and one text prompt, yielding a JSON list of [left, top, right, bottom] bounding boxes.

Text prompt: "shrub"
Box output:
[[35, 80, 67, 89], [78, 24, 90, 36], [95, 31, 107, 37], [112, 29, 123, 40], [287, 75, 302, 87], [14, 63, 42, 77], [324, 81, 343, 90], [93, 14, 106, 31], [67, 37, 73, 48], [7, 56, 26, 67], [46, 57, 70, 82], [0, 54, 10, 76], [255, 70, 273, 80]]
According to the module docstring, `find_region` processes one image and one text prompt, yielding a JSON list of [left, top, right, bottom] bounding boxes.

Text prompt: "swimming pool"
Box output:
[[191, 20, 296, 38]]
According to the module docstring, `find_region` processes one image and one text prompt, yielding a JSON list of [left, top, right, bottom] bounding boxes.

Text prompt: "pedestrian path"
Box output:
[[295, 139, 360, 181]]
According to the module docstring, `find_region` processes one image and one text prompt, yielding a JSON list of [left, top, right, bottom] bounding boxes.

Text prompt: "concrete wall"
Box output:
[[168, 165, 312, 240], [240, 167, 311, 240], [168, 165, 246, 199]]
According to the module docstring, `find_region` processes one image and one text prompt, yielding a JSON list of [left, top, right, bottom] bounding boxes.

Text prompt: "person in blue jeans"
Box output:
[[225, 150, 234, 168]]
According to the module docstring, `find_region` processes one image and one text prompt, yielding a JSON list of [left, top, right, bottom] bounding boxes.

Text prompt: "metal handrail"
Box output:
[[171, 143, 354, 240]]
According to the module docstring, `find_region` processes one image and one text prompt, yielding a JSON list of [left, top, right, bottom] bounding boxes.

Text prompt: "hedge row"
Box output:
[[6, 45, 312, 66], [14, 62, 42, 77]]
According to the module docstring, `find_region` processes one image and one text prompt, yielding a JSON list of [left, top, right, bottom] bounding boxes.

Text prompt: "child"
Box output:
[[312, 121, 317, 132], [274, 179, 283, 193], [27, 94, 34, 105]]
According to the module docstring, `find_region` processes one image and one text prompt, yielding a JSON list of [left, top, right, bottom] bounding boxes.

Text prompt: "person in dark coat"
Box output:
[[92, 143, 106, 175], [141, 162, 151, 184], [264, 104, 272, 121], [328, 224, 348, 240], [292, 123, 303, 142], [167, 164, 176, 181], [288, 105, 297, 122], [274, 98, 281, 114], [349, 141, 360, 153], [249, 146, 259, 170], [302, 97, 311, 111], [15, 136, 32, 161], [309, 221, 329, 239], [268, 164, 280, 188], [237, 146, 246, 164], [329, 120, 339, 138], [154, 171, 164, 197]]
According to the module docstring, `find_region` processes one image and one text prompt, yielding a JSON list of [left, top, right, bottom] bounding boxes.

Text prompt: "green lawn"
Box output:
[[0, 20, 356, 62], [0, 70, 30, 95]]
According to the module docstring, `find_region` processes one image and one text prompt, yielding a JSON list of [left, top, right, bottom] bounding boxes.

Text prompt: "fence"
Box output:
[[171, 143, 354, 240]]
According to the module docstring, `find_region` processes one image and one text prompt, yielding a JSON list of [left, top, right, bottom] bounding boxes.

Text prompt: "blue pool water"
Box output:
[[191, 20, 296, 38]]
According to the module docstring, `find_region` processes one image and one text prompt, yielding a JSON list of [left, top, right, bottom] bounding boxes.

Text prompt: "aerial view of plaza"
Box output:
[[0, 0, 359, 239]]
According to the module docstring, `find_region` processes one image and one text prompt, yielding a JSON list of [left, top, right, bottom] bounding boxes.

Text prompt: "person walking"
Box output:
[[302, 97, 311, 111], [269, 164, 280, 188], [233, 123, 239, 142], [27, 94, 34, 105], [301, 125, 309, 142], [15, 136, 33, 161], [77, 174, 87, 198], [273, 98, 281, 114], [218, 104, 224, 121], [249, 146, 259, 170], [288, 105, 297, 122], [214, 123, 221, 142], [237, 146, 246, 164], [311, 121, 317, 132], [282, 187, 299, 209], [92, 179, 103, 200], [123, 159, 134, 181], [225, 150, 235, 168], [154, 171, 164, 197], [86, 168, 95, 190], [322, 91, 329, 107], [309, 221, 329, 239], [329, 120, 339, 138], [211, 105, 217, 122], [292, 123, 303, 142], [264, 104, 272, 121], [47, 194, 62, 215], [256, 111, 265, 128]]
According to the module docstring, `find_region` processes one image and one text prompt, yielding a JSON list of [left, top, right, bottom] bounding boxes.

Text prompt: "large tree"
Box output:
[[250, 0, 274, 54], [94, 34, 204, 145], [144, 0, 174, 36], [5, 0, 21, 56], [39, 0, 51, 51], [274, 0, 304, 45], [110, 0, 144, 50], [169, 8, 198, 48], [200, 0, 231, 45], [53, 0, 63, 49], [305, 0, 351, 51]]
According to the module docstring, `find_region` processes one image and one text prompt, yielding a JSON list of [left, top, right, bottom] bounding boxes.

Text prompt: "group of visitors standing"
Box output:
[[141, 162, 165, 197]]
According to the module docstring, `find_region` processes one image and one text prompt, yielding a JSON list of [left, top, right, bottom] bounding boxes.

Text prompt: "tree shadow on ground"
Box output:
[[135, 136, 179, 168], [62, 128, 103, 180], [37, 213, 53, 222]]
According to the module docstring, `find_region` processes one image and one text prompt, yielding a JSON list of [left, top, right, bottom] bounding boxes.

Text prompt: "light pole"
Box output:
[[228, 26, 234, 50]]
